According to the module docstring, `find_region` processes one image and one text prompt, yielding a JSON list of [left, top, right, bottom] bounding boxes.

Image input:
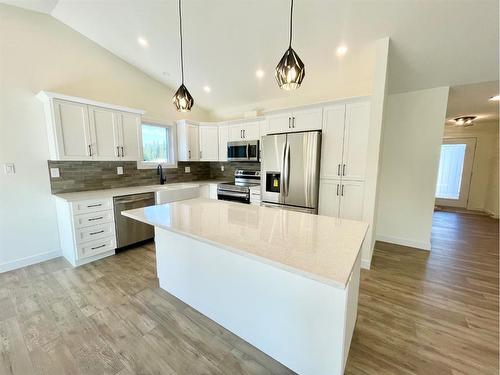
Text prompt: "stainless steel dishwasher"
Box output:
[[113, 192, 155, 248]]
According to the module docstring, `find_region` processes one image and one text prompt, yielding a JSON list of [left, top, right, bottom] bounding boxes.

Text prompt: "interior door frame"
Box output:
[[435, 137, 477, 208]]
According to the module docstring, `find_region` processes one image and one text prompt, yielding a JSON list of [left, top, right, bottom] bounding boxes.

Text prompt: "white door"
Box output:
[[341, 102, 370, 181], [218, 125, 229, 161], [119, 112, 141, 161], [88, 106, 120, 160], [339, 180, 365, 220], [199, 126, 219, 161], [188, 124, 200, 161], [292, 108, 323, 131], [228, 124, 244, 141], [266, 113, 291, 134], [318, 179, 341, 217], [242, 122, 260, 140], [53, 100, 93, 160], [435, 138, 476, 208], [320, 104, 346, 179]]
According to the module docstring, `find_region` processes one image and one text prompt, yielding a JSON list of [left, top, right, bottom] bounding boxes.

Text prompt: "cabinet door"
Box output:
[[53, 100, 93, 160], [88, 106, 120, 160], [266, 113, 291, 134], [188, 124, 200, 161], [339, 180, 365, 221], [342, 102, 370, 181], [242, 122, 260, 140], [320, 104, 346, 179], [199, 126, 219, 161], [228, 124, 244, 141], [292, 108, 323, 131], [318, 179, 341, 217], [218, 125, 229, 161], [119, 112, 141, 161]]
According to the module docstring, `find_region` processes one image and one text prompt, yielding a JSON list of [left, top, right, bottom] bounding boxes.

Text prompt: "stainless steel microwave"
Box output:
[[227, 140, 259, 162]]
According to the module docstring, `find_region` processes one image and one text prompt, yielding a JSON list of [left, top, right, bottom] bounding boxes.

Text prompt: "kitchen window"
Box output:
[[137, 122, 177, 169]]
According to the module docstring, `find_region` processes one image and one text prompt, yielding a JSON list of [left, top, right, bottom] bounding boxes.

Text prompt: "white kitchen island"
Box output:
[[123, 198, 368, 375]]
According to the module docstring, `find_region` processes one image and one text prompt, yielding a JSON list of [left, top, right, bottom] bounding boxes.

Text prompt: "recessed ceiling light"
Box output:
[[336, 45, 348, 57], [256, 69, 265, 79], [203, 86, 211, 93], [454, 116, 476, 126], [137, 37, 149, 48], [489, 95, 500, 101]]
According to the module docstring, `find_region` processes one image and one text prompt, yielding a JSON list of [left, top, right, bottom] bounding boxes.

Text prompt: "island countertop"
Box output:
[[122, 198, 368, 288]]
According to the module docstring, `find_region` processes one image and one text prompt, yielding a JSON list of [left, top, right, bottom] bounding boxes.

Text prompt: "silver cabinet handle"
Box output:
[[87, 203, 102, 208], [88, 216, 104, 221], [342, 164, 346, 176], [341, 184, 344, 196], [89, 230, 105, 236], [116, 146, 120, 157], [240, 129, 243, 139], [288, 117, 291, 129], [337, 164, 341, 176], [243, 129, 246, 138], [121, 146, 124, 157], [188, 150, 191, 159], [91, 244, 106, 250], [292, 117, 296, 128], [336, 184, 339, 196], [88, 145, 92, 157]]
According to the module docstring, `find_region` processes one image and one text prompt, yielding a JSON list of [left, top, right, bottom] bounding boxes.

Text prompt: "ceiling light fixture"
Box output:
[[489, 95, 500, 101], [203, 86, 211, 93], [256, 69, 265, 79], [336, 45, 348, 56], [137, 37, 149, 48], [172, 0, 194, 112], [275, 0, 305, 90], [454, 116, 476, 126]]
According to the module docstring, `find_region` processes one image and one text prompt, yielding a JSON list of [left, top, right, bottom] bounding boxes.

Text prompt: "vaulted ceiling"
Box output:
[[3, 0, 499, 116]]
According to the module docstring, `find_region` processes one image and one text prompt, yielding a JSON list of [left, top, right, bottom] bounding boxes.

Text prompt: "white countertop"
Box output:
[[53, 180, 229, 202], [122, 198, 368, 288]]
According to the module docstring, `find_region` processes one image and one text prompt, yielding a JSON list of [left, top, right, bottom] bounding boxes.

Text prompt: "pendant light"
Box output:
[[172, 0, 194, 112], [275, 0, 305, 90]]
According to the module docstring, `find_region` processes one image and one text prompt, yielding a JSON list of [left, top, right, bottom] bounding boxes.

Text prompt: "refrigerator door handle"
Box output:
[[284, 141, 291, 196]]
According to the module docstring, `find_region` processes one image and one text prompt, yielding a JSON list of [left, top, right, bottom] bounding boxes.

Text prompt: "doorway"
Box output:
[[435, 137, 476, 208]]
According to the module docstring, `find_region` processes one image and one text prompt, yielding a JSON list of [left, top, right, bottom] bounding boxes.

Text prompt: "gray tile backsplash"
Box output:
[[48, 160, 261, 194]]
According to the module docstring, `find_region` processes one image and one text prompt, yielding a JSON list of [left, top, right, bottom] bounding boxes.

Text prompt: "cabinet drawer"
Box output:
[[72, 198, 113, 214], [73, 210, 114, 229], [76, 236, 116, 260], [75, 222, 115, 244]]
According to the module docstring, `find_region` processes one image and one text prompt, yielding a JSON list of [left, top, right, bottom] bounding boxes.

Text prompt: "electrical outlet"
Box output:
[[50, 167, 60, 178], [3, 163, 15, 175], [221, 165, 225, 172], [117, 166, 124, 175], [185, 166, 191, 173]]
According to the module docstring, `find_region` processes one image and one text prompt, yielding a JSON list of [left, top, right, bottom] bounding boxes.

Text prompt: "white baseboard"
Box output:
[[375, 235, 431, 251], [484, 208, 500, 219], [361, 259, 371, 270], [0, 249, 62, 273]]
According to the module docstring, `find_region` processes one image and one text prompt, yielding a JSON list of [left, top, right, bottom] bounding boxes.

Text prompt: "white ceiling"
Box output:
[[3, 0, 499, 115]]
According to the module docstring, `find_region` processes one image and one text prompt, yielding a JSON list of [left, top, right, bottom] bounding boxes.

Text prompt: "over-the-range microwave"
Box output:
[[227, 140, 259, 162]]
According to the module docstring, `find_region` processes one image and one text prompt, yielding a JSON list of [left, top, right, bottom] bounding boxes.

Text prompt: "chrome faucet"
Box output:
[[157, 164, 166, 185]]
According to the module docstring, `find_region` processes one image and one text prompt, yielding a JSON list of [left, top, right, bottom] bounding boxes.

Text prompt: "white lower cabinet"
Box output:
[[55, 197, 116, 267], [319, 179, 364, 220]]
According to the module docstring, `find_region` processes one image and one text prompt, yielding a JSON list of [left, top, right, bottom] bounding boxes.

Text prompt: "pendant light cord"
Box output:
[[289, 0, 293, 48], [178, 0, 184, 84]]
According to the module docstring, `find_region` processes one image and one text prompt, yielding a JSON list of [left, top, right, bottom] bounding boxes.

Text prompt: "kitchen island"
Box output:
[[123, 198, 368, 375]]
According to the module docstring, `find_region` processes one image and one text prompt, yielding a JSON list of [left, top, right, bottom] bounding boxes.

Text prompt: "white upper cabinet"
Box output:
[[266, 108, 323, 134], [38, 92, 144, 161], [341, 102, 371, 181], [228, 121, 260, 141], [320, 104, 346, 179], [199, 124, 219, 161], [177, 120, 200, 161], [218, 125, 229, 161], [53, 100, 93, 160]]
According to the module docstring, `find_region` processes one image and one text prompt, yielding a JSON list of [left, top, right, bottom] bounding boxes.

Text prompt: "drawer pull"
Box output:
[[89, 230, 105, 235], [88, 216, 104, 221], [87, 203, 102, 208], [91, 244, 106, 250]]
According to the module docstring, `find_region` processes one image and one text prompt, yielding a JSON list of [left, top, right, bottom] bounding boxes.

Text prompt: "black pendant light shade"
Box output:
[[275, 47, 305, 91], [173, 0, 194, 112], [172, 84, 194, 112], [275, 0, 305, 90]]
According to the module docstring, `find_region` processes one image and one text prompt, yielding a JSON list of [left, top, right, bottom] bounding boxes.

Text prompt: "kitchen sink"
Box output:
[[155, 184, 200, 204]]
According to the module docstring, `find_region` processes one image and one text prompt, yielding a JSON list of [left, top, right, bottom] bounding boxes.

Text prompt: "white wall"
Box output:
[[0, 5, 211, 272], [484, 131, 499, 218], [376, 87, 450, 250], [442, 121, 499, 215]]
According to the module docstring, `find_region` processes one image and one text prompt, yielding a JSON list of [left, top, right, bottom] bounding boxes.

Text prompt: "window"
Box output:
[[435, 143, 467, 199], [138, 123, 176, 168]]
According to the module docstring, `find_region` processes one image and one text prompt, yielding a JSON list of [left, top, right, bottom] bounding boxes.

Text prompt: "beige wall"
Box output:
[[0, 5, 211, 270], [376, 87, 450, 250], [443, 121, 499, 216]]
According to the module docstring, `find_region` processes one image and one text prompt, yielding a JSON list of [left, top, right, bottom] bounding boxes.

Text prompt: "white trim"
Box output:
[[484, 208, 500, 219], [37, 91, 146, 115], [376, 234, 431, 251], [137, 121, 178, 169], [361, 259, 371, 269], [0, 249, 62, 273]]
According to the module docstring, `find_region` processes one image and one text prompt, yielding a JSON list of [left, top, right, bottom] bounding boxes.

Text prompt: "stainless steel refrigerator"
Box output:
[[261, 131, 321, 214]]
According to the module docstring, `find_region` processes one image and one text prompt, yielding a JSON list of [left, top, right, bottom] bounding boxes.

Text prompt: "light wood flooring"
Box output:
[[0, 211, 498, 374]]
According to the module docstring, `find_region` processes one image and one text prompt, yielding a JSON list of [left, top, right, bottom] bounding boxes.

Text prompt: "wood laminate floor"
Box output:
[[0, 211, 498, 375]]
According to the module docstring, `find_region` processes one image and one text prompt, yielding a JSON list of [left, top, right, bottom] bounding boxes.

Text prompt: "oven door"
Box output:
[[217, 188, 250, 204]]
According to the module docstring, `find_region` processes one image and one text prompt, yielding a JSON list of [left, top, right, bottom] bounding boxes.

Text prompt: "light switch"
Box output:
[[117, 166, 124, 175], [50, 167, 60, 178], [3, 163, 15, 175], [185, 166, 191, 173]]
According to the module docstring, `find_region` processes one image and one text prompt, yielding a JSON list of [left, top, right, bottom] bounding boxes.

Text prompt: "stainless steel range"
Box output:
[[217, 169, 261, 204]]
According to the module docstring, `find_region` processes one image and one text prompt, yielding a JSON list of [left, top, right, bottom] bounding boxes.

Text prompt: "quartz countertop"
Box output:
[[53, 180, 229, 202], [122, 198, 368, 288]]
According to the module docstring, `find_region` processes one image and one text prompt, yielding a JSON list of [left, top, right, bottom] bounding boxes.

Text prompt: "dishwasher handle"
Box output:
[[114, 197, 155, 205]]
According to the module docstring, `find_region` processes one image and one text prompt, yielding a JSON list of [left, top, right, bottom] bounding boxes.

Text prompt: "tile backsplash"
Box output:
[[48, 160, 261, 194]]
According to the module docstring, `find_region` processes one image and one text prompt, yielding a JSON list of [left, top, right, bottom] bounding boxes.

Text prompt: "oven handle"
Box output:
[[217, 190, 249, 198]]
